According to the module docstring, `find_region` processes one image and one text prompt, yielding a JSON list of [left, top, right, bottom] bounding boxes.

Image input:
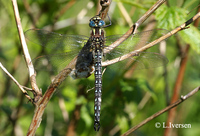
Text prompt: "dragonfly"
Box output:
[[25, 15, 168, 131]]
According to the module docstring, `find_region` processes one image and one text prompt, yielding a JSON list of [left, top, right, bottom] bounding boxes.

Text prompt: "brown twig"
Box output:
[[99, 0, 112, 20], [1, 54, 21, 98], [135, 0, 166, 29], [0, 62, 33, 102], [122, 86, 200, 136], [12, 0, 41, 102]]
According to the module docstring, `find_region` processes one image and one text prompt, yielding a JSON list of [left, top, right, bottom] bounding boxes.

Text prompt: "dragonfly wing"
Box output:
[[25, 29, 89, 54], [104, 29, 169, 58], [25, 29, 91, 73], [32, 51, 78, 73], [103, 52, 168, 71], [128, 52, 168, 70], [103, 29, 169, 70]]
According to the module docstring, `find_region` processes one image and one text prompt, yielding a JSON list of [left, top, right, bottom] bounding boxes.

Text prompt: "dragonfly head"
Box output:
[[89, 16, 105, 28]]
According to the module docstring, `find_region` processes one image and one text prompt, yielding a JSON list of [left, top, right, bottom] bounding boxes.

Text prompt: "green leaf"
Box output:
[[155, 5, 200, 54], [179, 26, 200, 54], [155, 5, 187, 29]]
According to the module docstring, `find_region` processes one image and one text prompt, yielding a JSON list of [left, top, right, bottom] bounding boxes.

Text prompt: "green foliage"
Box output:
[[179, 27, 200, 54], [0, 0, 200, 136], [155, 5, 200, 54], [155, 5, 187, 29]]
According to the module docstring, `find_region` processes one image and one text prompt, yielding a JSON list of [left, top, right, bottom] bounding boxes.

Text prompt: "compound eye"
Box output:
[[98, 20, 105, 27], [89, 20, 96, 27]]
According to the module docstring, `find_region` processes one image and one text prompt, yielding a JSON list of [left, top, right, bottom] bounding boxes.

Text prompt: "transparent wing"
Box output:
[[25, 29, 89, 54], [32, 52, 78, 72], [103, 29, 169, 70], [25, 29, 89, 73], [104, 52, 168, 71], [104, 29, 168, 55]]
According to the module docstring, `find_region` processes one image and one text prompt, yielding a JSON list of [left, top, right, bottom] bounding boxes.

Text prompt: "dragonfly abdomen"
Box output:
[[92, 38, 104, 131], [94, 50, 103, 131]]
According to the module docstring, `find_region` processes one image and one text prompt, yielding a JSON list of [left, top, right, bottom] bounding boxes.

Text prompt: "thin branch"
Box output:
[[122, 86, 200, 136], [2, 54, 21, 98], [135, 0, 166, 28], [12, 0, 41, 102], [99, 0, 112, 20], [0, 62, 33, 103]]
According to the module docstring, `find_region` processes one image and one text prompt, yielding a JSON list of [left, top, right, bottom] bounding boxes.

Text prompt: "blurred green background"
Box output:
[[0, 0, 200, 136]]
